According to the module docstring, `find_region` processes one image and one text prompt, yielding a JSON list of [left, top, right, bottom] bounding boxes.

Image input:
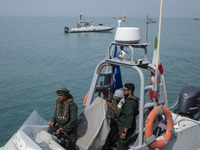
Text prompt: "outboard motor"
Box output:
[[64, 26, 69, 33], [176, 86, 200, 119]]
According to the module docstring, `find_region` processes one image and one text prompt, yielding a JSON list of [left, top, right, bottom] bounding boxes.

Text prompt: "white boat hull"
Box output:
[[1, 110, 200, 150], [128, 113, 200, 150], [0, 98, 110, 150], [66, 25, 114, 33], [0, 125, 65, 150], [160, 113, 200, 150]]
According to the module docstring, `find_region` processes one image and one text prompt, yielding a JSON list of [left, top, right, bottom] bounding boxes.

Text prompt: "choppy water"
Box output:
[[0, 16, 200, 146]]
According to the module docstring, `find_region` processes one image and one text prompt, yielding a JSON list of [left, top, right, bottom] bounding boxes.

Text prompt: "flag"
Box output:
[[149, 37, 167, 103], [113, 46, 123, 93]]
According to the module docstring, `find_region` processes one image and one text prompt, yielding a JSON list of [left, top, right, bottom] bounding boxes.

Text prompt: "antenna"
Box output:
[[145, 15, 156, 43]]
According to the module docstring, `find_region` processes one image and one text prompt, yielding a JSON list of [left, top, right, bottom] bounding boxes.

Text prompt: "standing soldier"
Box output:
[[117, 83, 139, 150]]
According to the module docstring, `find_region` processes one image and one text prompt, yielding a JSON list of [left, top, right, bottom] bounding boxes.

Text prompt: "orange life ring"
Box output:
[[83, 92, 89, 105], [145, 105, 173, 149], [83, 89, 109, 105]]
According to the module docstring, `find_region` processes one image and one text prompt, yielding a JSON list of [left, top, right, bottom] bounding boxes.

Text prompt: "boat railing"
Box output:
[[105, 45, 166, 148], [107, 42, 149, 66], [85, 40, 167, 148]]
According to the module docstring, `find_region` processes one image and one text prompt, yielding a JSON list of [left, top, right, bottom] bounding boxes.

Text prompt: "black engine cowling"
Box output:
[[64, 26, 69, 33], [177, 85, 200, 119]]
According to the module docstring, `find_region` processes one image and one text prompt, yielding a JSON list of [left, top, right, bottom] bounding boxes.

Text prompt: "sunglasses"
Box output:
[[123, 89, 129, 92], [57, 91, 65, 96]]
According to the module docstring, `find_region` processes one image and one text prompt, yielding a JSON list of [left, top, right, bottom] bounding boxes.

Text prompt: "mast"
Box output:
[[154, 0, 164, 100]]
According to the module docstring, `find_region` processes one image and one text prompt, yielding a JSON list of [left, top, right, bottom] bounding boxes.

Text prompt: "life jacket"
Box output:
[[55, 98, 73, 124]]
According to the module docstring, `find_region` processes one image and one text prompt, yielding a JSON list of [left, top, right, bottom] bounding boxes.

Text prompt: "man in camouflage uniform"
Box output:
[[102, 88, 125, 150]]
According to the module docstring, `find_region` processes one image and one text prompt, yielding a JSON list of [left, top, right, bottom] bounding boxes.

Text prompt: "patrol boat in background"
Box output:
[[1, 0, 200, 150], [64, 13, 114, 33]]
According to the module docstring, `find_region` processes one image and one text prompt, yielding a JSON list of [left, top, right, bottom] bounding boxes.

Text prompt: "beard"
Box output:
[[124, 94, 128, 99], [57, 97, 67, 102]]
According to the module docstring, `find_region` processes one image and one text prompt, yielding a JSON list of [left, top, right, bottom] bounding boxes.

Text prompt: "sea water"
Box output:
[[0, 16, 200, 146]]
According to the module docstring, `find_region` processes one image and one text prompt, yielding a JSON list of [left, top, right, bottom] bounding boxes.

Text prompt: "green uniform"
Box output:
[[52, 100, 78, 148], [118, 95, 139, 150], [102, 100, 122, 150], [110, 100, 121, 126]]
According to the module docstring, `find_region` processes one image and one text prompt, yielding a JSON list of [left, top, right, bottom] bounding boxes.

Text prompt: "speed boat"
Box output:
[[64, 13, 114, 33], [1, 1, 200, 150]]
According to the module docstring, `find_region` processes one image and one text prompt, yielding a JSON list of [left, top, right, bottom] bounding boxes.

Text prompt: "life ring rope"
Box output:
[[145, 105, 174, 149]]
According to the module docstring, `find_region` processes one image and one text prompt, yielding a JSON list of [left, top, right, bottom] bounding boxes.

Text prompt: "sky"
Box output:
[[0, 0, 200, 18]]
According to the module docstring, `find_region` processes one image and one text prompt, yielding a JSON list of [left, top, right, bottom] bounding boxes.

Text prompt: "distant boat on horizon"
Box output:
[[113, 16, 122, 19], [64, 13, 114, 33], [194, 18, 200, 20]]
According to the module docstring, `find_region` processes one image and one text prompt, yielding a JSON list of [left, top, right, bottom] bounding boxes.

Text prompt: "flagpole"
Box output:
[[154, 0, 163, 98], [162, 75, 168, 106]]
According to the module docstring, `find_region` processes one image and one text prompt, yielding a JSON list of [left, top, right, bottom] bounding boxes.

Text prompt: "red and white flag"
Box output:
[[149, 37, 167, 104]]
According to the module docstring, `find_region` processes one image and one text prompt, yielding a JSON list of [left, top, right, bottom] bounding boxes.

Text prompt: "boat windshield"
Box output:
[[20, 110, 48, 130]]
